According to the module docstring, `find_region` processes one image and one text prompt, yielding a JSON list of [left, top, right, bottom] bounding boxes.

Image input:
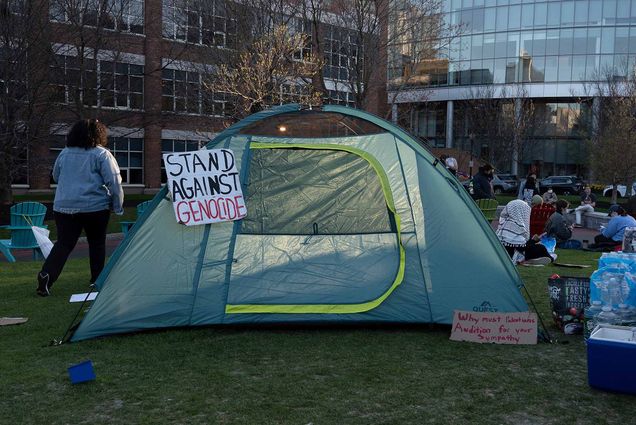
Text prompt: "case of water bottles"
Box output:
[[584, 253, 636, 339], [587, 324, 636, 394]]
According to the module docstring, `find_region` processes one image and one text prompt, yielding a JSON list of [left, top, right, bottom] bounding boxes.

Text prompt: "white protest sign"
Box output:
[[163, 149, 247, 226], [450, 310, 538, 345]]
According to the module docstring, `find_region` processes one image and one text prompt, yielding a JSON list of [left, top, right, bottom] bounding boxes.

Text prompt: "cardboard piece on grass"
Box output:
[[450, 310, 538, 345], [553, 262, 591, 268], [69, 292, 98, 303], [0, 317, 28, 326]]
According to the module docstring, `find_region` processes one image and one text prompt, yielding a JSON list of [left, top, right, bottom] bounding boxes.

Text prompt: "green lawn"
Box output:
[[2, 249, 636, 424]]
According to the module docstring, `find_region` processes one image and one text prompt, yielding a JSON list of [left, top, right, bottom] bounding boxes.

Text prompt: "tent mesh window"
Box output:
[[239, 111, 385, 138], [241, 148, 395, 235]]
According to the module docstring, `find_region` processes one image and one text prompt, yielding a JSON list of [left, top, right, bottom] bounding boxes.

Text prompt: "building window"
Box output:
[[0, 45, 28, 103], [50, 55, 144, 110], [49, 134, 143, 184], [162, 0, 236, 48], [49, 0, 144, 34], [160, 139, 206, 183], [161, 68, 231, 116], [48, 135, 67, 184], [323, 24, 362, 81], [290, 17, 312, 62], [418, 105, 446, 148], [278, 83, 314, 105], [326, 89, 356, 107], [111, 137, 144, 184]]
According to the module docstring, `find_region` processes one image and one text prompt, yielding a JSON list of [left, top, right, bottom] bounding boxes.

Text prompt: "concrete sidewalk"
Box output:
[[6, 233, 125, 263]]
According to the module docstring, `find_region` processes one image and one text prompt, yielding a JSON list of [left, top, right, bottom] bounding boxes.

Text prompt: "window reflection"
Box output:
[[387, 1, 636, 87]]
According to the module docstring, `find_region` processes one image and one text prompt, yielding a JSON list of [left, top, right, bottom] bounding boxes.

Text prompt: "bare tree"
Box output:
[[456, 84, 534, 174], [580, 69, 636, 203], [203, 24, 323, 119], [0, 0, 54, 205], [289, 0, 460, 115], [385, 1, 458, 102]]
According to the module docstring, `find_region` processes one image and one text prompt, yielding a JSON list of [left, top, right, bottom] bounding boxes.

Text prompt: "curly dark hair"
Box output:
[[555, 199, 569, 214], [66, 119, 108, 149]]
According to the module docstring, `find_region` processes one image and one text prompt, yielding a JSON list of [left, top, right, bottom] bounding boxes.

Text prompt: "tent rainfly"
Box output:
[[71, 104, 528, 341]]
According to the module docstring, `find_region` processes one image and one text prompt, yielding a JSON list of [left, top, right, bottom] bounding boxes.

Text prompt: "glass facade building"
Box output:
[[390, 0, 636, 176]]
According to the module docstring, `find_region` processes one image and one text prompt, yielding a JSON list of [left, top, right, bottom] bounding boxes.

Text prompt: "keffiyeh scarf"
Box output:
[[496, 199, 531, 247]]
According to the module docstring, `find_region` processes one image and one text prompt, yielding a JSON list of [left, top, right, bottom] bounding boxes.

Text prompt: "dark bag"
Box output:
[[547, 276, 590, 334]]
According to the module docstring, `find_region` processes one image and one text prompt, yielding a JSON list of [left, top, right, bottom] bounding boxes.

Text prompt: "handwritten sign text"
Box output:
[[450, 310, 537, 345]]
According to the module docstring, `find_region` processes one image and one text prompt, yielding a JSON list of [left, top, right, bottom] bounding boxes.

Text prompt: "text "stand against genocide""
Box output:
[[163, 149, 247, 226]]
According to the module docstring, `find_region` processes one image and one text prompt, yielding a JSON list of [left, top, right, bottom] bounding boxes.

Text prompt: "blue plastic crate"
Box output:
[[68, 360, 96, 384], [587, 325, 636, 394]]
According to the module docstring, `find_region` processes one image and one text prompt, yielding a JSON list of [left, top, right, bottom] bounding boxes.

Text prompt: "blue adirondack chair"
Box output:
[[0, 202, 48, 262], [120, 200, 151, 235]]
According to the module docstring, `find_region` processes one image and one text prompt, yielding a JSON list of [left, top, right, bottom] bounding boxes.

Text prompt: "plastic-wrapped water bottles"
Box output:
[[591, 269, 632, 308], [609, 277, 624, 306], [584, 301, 604, 340], [597, 306, 619, 327], [616, 304, 632, 326], [598, 252, 636, 272]]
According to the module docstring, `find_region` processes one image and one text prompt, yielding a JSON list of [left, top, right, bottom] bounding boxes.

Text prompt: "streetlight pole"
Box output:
[[469, 132, 475, 177]]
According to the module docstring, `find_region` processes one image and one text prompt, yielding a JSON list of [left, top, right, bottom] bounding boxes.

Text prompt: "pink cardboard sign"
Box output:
[[450, 310, 538, 345]]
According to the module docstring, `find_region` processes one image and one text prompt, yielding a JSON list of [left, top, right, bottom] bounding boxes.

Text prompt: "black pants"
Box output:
[[504, 240, 551, 260], [594, 234, 621, 247], [41, 210, 110, 285]]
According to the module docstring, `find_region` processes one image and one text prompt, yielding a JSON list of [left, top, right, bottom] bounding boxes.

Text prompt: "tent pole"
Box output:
[[521, 284, 554, 344], [49, 289, 94, 346]]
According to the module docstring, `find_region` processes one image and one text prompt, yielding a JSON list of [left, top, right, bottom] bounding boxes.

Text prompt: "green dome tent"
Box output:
[[71, 104, 528, 342]]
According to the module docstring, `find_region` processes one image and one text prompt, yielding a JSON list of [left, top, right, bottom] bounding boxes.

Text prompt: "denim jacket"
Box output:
[[53, 146, 124, 215]]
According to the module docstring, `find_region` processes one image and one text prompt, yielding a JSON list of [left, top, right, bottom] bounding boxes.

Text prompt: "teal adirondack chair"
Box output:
[[120, 200, 151, 235], [0, 202, 48, 262]]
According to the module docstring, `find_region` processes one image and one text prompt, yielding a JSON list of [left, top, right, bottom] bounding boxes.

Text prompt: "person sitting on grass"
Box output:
[[496, 199, 554, 265], [544, 199, 573, 247], [592, 205, 636, 250]]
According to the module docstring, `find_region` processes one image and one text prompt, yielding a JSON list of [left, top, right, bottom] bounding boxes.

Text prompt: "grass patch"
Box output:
[[2, 250, 636, 424]]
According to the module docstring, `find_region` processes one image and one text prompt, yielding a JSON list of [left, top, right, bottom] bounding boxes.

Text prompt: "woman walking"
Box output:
[[37, 119, 124, 296]]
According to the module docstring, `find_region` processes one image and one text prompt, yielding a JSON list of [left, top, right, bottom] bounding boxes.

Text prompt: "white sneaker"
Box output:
[[522, 257, 552, 266]]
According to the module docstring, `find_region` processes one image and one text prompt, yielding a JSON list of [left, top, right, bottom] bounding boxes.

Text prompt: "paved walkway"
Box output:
[[6, 233, 125, 262]]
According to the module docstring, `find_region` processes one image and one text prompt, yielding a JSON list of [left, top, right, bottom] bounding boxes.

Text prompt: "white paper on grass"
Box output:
[[162, 149, 247, 226], [31, 226, 53, 258], [69, 292, 98, 302]]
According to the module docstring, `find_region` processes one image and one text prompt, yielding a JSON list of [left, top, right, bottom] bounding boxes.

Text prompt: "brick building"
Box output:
[[7, 0, 387, 195]]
